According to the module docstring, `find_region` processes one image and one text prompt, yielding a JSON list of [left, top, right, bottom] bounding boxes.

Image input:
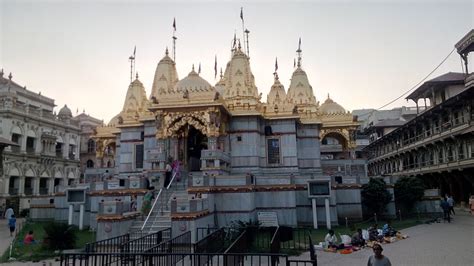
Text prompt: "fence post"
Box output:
[[374, 213, 377, 224], [398, 209, 402, 222], [345, 217, 348, 228]]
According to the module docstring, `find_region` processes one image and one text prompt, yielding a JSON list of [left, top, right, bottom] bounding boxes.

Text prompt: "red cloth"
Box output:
[[24, 234, 34, 245]]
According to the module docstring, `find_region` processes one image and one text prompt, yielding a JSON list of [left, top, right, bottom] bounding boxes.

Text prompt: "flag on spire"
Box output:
[[133, 46, 136, 58], [198, 63, 201, 74], [173, 18, 176, 31], [298, 37, 301, 50], [232, 33, 237, 48], [275, 57, 278, 72], [240, 7, 243, 20], [214, 55, 217, 79]]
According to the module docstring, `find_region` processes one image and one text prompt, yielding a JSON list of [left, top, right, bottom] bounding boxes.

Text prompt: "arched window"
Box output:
[[87, 139, 95, 153], [86, 160, 94, 168]]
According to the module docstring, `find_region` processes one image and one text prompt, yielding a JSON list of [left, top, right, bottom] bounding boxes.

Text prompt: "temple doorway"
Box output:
[[180, 126, 207, 171]]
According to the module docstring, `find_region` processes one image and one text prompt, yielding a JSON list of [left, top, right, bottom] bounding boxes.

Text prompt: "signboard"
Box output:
[[308, 180, 331, 198], [257, 211, 279, 227], [106, 180, 121, 190], [66, 189, 86, 204]]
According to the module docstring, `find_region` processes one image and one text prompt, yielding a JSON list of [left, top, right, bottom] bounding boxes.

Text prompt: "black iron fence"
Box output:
[[195, 226, 219, 242], [145, 231, 192, 265], [85, 233, 130, 253], [119, 228, 170, 253], [60, 252, 315, 266], [254, 227, 312, 252]]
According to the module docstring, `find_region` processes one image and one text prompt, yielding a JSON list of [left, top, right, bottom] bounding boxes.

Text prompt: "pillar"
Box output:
[[33, 178, 40, 195], [48, 177, 54, 195], [68, 205, 73, 225], [18, 176, 25, 195], [3, 177, 10, 195], [208, 137, 217, 151], [20, 134, 27, 153], [157, 139, 166, 170], [79, 204, 84, 230], [312, 198, 318, 229], [325, 198, 331, 229]]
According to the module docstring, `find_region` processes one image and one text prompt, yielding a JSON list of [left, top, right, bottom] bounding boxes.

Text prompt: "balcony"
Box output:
[[8, 188, 19, 196], [39, 188, 49, 195], [26, 147, 35, 154], [24, 187, 33, 195], [11, 146, 21, 153]]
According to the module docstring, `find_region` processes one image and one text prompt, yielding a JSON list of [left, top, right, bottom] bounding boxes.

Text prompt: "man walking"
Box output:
[[447, 195, 455, 216], [4, 206, 14, 220], [440, 198, 451, 223]]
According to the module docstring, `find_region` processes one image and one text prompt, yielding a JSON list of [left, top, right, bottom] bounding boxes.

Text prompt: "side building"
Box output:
[[75, 112, 103, 181], [0, 70, 81, 212], [365, 30, 474, 204]]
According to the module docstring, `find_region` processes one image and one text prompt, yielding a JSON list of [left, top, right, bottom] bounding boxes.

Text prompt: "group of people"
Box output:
[[164, 158, 181, 188], [3, 207, 36, 245], [324, 229, 391, 265], [137, 158, 182, 219], [440, 195, 455, 223]]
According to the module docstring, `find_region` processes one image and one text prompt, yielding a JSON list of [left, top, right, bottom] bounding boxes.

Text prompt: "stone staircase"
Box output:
[[128, 170, 189, 240]]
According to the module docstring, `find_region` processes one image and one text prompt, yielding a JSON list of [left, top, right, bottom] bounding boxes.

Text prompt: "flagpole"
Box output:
[[129, 47, 135, 83], [173, 18, 177, 62], [240, 7, 246, 55]]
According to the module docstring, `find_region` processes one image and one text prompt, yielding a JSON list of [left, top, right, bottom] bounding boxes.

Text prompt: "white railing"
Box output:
[[140, 171, 178, 231]]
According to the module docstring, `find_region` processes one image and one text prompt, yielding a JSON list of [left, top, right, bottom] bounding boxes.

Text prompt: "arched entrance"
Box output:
[[186, 126, 207, 171]]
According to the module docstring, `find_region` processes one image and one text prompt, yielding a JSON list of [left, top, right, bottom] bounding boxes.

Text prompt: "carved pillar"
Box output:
[[170, 137, 178, 162], [18, 175, 25, 195], [48, 177, 54, 195], [3, 176, 9, 195], [20, 134, 27, 153], [33, 178, 39, 195], [208, 136, 217, 151], [157, 139, 166, 170]]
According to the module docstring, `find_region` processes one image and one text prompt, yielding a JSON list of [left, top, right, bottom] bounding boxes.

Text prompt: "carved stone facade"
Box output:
[[0, 70, 81, 210]]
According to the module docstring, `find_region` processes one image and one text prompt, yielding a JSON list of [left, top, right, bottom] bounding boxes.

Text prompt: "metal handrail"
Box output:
[[141, 188, 162, 231], [141, 171, 177, 231]]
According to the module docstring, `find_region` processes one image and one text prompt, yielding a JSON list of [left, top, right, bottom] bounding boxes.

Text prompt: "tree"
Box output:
[[43, 222, 76, 250], [361, 178, 392, 215], [394, 176, 425, 212]]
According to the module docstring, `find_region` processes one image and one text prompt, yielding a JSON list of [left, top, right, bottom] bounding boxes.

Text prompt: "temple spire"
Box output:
[[296, 38, 302, 68]]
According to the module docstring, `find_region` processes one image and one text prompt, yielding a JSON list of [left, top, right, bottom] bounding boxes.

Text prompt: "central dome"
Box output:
[[174, 68, 212, 92], [320, 95, 346, 114]]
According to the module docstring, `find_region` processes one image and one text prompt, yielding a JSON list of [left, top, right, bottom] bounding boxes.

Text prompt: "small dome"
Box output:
[[58, 104, 72, 118], [175, 67, 212, 92], [150, 48, 179, 98], [267, 75, 286, 105], [320, 95, 346, 114]]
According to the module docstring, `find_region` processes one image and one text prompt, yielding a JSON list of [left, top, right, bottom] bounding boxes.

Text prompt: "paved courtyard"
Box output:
[[294, 209, 474, 266], [0, 210, 472, 265]]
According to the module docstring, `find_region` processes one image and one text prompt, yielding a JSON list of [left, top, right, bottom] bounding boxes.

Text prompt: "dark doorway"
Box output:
[[187, 126, 207, 171]]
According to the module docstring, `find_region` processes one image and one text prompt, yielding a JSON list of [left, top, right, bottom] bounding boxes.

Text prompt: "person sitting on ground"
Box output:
[[351, 228, 366, 247], [368, 224, 383, 242], [24, 231, 36, 245], [382, 221, 397, 237], [324, 229, 338, 248], [367, 243, 391, 266]]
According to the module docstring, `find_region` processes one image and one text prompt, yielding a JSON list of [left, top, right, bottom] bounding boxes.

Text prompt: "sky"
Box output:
[[1, 0, 473, 123]]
